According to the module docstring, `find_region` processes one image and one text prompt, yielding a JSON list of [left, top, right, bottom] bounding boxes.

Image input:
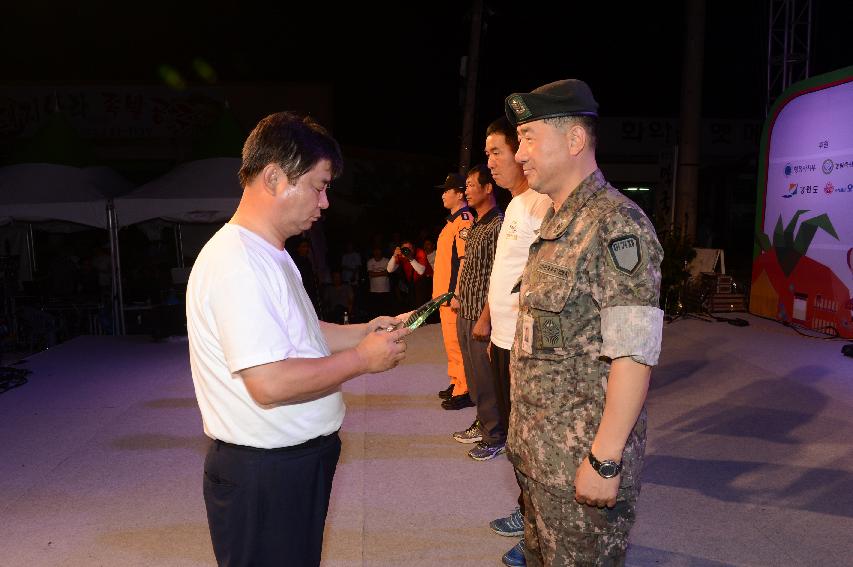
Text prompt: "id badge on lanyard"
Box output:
[[521, 314, 534, 355]]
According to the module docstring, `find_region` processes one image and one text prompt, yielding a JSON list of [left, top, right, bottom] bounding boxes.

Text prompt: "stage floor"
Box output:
[[0, 314, 851, 566]]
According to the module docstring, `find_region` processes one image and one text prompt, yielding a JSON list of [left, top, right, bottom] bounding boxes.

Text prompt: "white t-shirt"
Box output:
[[488, 189, 552, 349], [341, 251, 362, 284], [186, 223, 345, 449], [366, 256, 391, 293]]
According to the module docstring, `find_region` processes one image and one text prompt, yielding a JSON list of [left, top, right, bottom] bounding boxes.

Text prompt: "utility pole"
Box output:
[[458, 0, 483, 173], [675, 0, 706, 242]]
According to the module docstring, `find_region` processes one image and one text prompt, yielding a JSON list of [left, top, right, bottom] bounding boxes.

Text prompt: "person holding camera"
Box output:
[[386, 239, 432, 311]]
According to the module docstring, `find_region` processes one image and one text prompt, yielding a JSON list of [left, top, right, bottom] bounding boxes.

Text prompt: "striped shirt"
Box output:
[[457, 206, 503, 320]]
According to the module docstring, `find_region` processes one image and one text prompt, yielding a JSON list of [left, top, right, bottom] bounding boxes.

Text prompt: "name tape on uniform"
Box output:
[[537, 261, 570, 280]]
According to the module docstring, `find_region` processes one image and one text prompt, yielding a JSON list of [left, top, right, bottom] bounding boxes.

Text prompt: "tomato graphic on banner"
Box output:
[[751, 210, 851, 335]]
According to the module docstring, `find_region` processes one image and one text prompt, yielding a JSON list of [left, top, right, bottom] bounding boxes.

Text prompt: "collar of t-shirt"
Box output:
[[226, 223, 289, 259]]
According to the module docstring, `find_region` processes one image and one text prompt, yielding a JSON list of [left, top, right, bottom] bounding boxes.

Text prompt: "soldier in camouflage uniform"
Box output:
[[504, 80, 664, 566]]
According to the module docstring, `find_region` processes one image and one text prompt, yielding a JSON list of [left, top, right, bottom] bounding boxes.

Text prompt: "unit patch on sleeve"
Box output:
[[607, 235, 641, 274], [459, 227, 470, 240]]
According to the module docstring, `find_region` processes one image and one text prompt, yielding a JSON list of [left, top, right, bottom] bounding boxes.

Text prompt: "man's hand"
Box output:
[[574, 456, 619, 508], [450, 296, 460, 313], [472, 317, 491, 342], [355, 327, 410, 373], [366, 315, 403, 333]]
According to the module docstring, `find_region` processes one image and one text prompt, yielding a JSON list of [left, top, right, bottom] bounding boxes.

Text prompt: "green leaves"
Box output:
[[762, 210, 838, 276]]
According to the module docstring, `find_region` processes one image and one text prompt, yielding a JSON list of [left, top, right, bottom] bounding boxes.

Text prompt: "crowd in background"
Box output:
[[1, 221, 447, 354], [287, 229, 442, 325]]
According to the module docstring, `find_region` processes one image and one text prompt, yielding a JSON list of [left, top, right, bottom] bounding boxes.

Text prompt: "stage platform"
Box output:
[[0, 315, 851, 566]]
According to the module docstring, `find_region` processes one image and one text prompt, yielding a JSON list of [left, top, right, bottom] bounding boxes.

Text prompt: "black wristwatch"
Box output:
[[588, 452, 622, 479]]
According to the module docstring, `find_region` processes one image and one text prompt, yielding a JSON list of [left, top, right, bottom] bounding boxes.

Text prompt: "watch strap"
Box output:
[[588, 452, 622, 478]]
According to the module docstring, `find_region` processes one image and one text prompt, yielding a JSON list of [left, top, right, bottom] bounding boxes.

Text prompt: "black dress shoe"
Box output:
[[438, 384, 455, 400], [441, 392, 474, 410]]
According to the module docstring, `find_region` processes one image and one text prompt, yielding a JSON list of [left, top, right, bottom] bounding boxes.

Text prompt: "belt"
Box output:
[[213, 430, 339, 454]]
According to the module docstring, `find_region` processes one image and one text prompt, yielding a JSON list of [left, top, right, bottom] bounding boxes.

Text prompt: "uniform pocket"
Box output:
[[519, 248, 596, 361], [520, 284, 584, 361]]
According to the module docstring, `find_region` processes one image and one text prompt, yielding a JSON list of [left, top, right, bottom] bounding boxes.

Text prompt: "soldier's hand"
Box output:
[[355, 327, 410, 373], [450, 296, 461, 313], [574, 456, 619, 508]]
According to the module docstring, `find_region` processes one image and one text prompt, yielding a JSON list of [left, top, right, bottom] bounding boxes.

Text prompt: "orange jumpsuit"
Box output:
[[432, 206, 473, 395]]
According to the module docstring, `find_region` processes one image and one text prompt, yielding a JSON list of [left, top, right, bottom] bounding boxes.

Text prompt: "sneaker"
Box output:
[[490, 506, 524, 537], [441, 392, 474, 410], [452, 419, 482, 444], [502, 539, 526, 566], [468, 440, 506, 461], [438, 384, 454, 399]]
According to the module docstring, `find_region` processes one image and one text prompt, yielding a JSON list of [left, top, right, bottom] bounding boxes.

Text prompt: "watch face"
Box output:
[[599, 461, 619, 478]]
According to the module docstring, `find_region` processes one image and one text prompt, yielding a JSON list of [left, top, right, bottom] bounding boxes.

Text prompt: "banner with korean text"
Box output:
[[751, 66, 853, 337]]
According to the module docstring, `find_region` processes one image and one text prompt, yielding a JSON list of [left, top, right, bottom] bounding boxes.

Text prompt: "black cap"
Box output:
[[505, 79, 598, 126], [435, 172, 466, 191]]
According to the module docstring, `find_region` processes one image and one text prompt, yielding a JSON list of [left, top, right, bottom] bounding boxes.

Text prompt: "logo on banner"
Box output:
[[782, 183, 797, 198], [786, 162, 817, 175], [824, 181, 834, 194], [822, 159, 834, 174]]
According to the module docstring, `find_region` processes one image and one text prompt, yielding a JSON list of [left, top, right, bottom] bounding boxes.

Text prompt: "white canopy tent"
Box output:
[[0, 163, 131, 228], [0, 163, 133, 335], [113, 157, 242, 227], [112, 158, 242, 333]]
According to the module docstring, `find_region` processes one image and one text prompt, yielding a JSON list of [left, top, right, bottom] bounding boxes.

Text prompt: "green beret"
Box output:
[[505, 79, 599, 125]]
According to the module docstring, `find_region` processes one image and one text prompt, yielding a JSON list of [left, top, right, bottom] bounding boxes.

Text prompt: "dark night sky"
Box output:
[[2, 1, 852, 160]]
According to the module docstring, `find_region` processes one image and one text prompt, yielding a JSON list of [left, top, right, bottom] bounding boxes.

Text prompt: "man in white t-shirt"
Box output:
[[187, 112, 410, 567], [484, 116, 551, 567], [340, 241, 362, 286], [366, 246, 392, 318]]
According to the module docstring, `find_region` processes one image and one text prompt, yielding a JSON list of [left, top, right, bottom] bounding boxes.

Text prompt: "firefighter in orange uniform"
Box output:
[[433, 173, 475, 410]]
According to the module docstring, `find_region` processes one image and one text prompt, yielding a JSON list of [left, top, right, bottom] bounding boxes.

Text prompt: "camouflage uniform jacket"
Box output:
[[508, 169, 664, 500]]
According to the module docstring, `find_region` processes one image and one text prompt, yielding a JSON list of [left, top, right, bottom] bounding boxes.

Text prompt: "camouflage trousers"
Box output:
[[516, 470, 636, 567]]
